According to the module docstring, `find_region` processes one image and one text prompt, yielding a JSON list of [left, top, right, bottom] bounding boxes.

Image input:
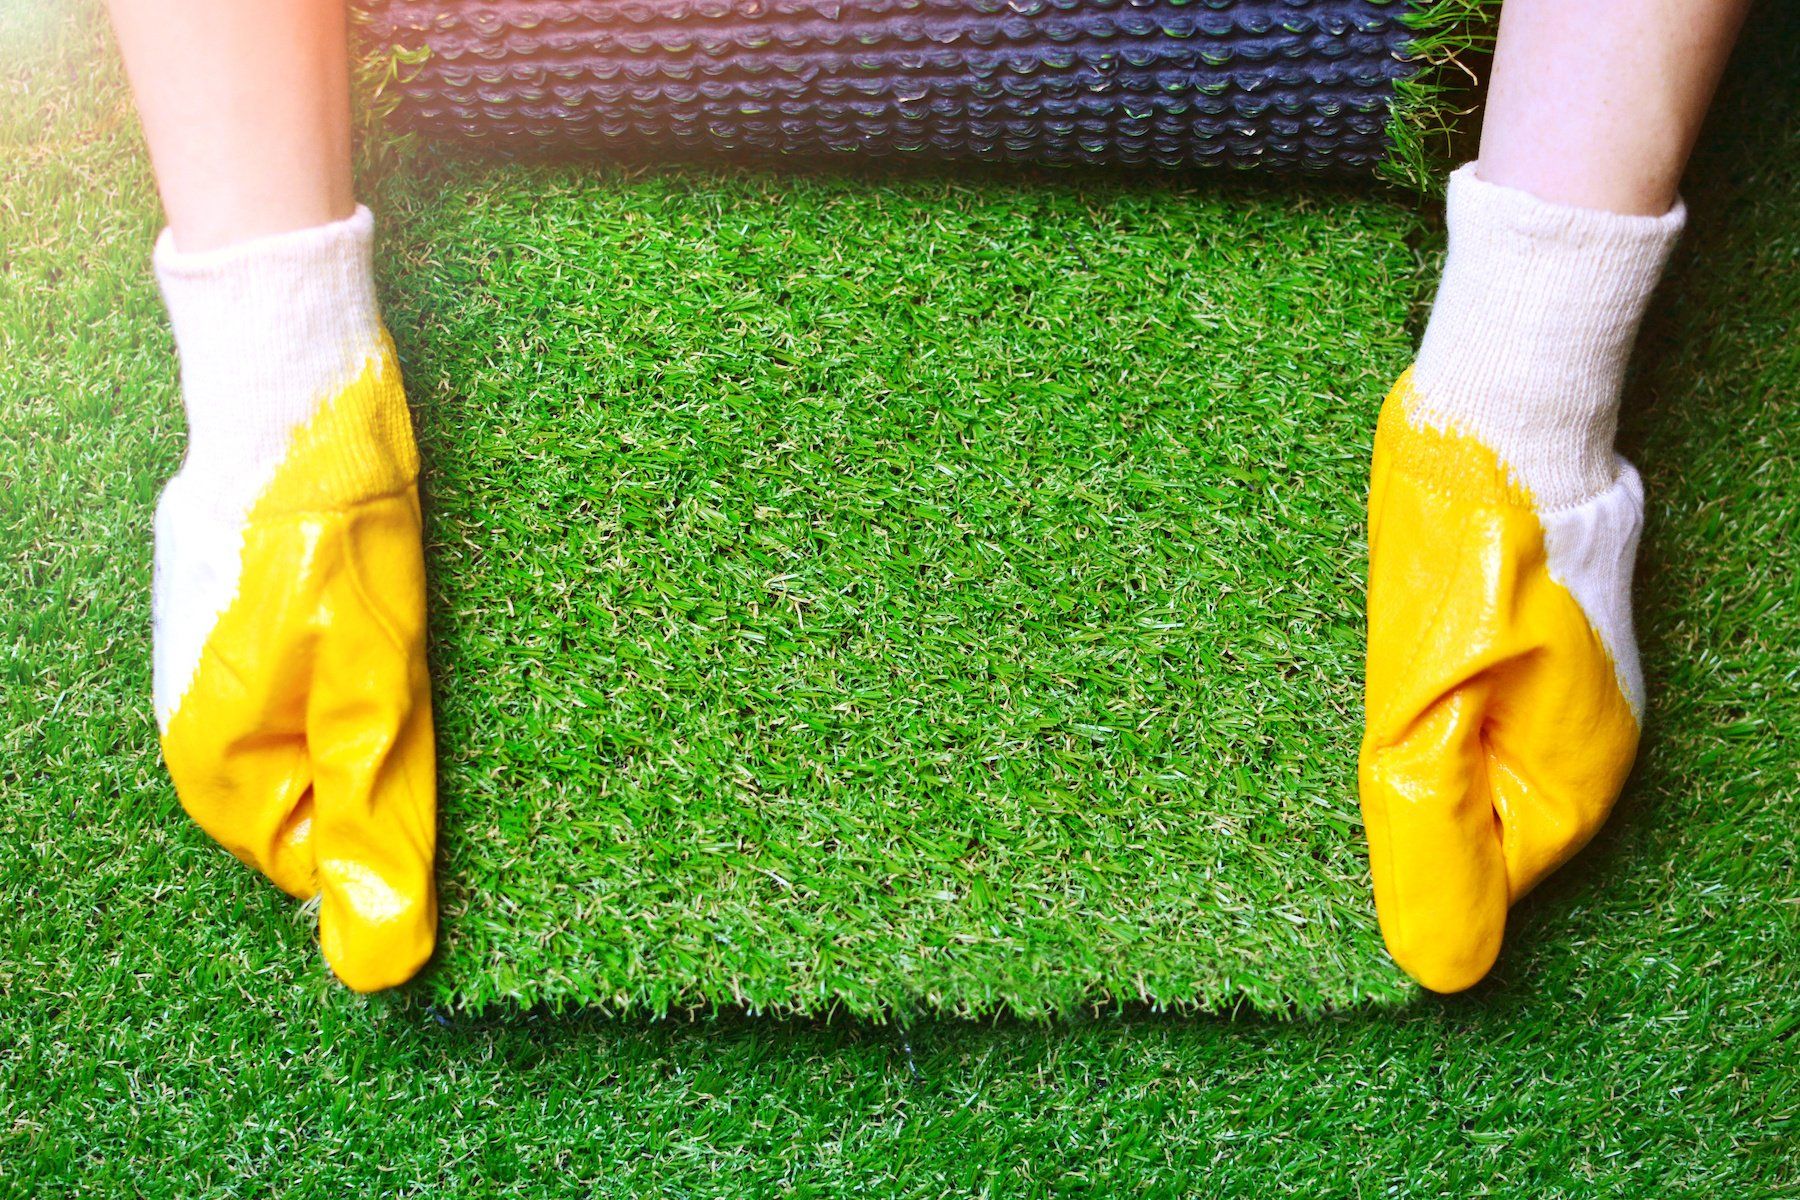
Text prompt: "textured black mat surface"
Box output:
[[358, 0, 1416, 170]]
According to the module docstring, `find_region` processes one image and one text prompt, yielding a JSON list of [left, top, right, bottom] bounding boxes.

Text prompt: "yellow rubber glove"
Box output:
[[151, 210, 435, 991], [1359, 372, 1643, 992], [1358, 165, 1682, 992]]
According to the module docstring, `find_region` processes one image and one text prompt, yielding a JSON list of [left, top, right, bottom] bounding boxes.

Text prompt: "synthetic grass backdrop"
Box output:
[[4, 0, 1797, 1192]]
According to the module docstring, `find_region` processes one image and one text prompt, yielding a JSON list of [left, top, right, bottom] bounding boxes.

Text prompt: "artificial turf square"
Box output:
[[375, 167, 1421, 1014]]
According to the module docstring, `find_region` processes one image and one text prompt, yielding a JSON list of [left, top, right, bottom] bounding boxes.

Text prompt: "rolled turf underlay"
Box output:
[[356, 0, 1493, 181]]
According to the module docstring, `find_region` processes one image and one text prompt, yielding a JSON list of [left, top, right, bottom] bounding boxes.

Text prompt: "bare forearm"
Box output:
[[1478, 0, 1751, 215], [105, 0, 354, 250]]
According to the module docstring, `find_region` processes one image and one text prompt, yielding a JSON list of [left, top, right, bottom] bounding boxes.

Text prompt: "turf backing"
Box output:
[[4, 0, 1797, 1193]]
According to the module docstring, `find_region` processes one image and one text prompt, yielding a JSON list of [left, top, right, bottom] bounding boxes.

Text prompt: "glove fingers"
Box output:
[[1362, 390, 1644, 992], [1482, 581, 1641, 903], [1360, 410, 1523, 993], [159, 518, 330, 899], [307, 490, 438, 993], [1359, 681, 1510, 994]]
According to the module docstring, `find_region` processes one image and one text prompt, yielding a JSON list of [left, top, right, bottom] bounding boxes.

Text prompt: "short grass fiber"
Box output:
[[1378, 0, 1501, 192], [4, 0, 1797, 1193]]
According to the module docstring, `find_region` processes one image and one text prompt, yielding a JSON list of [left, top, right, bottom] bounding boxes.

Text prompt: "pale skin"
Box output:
[[1478, 0, 1752, 216], [106, 0, 354, 252]]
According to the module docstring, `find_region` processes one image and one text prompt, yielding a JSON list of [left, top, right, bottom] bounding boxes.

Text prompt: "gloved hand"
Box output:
[[150, 210, 435, 991], [1356, 166, 1682, 993], [1358, 371, 1644, 993]]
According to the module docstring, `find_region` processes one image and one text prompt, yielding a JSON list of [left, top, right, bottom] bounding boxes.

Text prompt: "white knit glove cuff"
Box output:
[[154, 206, 387, 505], [1411, 164, 1686, 512]]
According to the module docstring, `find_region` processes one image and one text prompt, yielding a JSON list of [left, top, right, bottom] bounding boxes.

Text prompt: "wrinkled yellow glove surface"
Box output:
[[1360, 372, 1643, 993], [154, 338, 436, 992]]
